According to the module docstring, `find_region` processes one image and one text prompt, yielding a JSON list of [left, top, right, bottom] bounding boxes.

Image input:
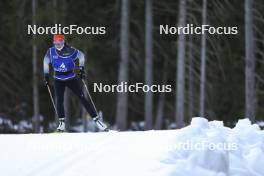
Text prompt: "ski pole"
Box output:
[[81, 79, 98, 115], [46, 84, 59, 117], [81, 79, 110, 131]]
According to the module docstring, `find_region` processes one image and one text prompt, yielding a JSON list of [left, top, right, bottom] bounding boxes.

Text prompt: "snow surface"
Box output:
[[0, 117, 263, 176]]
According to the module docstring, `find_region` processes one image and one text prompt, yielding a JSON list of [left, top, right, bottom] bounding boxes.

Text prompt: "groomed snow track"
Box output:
[[0, 117, 263, 176]]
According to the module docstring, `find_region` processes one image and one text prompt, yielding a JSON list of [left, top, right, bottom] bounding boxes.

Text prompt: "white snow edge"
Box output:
[[0, 117, 263, 176]]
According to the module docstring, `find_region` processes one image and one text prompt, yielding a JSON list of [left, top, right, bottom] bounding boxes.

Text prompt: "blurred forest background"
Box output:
[[0, 0, 264, 133]]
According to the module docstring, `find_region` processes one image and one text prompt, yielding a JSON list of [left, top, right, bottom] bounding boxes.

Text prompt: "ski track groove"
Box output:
[[48, 135, 118, 176], [24, 133, 117, 176]]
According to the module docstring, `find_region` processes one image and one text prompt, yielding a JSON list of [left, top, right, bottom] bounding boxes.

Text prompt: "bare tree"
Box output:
[[32, 0, 40, 132], [82, 51, 89, 132], [155, 61, 168, 129], [187, 35, 194, 122], [245, 0, 256, 121], [53, 0, 57, 23], [199, 0, 207, 117], [144, 0, 153, 130], [176, 0, 187, 128], [116, 0, 130, 130]]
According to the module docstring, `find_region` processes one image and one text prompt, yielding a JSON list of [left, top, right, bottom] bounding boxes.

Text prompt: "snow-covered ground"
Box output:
[[0, 117, 263, 176]]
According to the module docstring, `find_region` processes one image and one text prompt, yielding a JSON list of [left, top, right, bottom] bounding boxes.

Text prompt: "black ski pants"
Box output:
[[54, 78, 97, 119]]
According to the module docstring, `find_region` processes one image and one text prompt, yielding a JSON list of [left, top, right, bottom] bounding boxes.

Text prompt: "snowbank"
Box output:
[[0, 117, 263, 176]]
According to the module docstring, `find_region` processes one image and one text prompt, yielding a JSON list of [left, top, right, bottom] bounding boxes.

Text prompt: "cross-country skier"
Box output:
[[43, 34, 108, 132]]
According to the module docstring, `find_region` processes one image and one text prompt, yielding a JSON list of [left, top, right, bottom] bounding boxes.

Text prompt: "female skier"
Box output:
[[43, 34, 107, 132]]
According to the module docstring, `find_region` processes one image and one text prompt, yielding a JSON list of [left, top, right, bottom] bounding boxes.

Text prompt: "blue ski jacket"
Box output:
[[43, 44, 85, 80]]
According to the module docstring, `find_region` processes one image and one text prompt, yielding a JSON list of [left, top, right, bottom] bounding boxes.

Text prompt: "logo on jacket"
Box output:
[[58, 63, 67, 72]]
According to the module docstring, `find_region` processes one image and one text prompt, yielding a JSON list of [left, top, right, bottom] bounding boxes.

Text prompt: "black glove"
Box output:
[[79, 67, 86, 79], [44, 74, 49, 86]]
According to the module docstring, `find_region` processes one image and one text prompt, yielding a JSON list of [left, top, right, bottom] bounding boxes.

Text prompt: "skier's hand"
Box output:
[[79, 66, 86, 80], [44, 74, 49, 86]]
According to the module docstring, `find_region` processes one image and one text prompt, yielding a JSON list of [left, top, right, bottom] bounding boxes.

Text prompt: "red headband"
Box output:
[[53, 34, 65, 42]]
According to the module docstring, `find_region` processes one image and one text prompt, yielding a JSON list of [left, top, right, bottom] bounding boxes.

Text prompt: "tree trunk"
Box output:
[[116, 0, 130, 130], [32, 0, 40, 133], [144, 0, 153, 130], [82, 84, 88, 132], [82, 51, 88, 132], [175, 0, 187, 128], [188, 35, 194, 122], [155, 61, 168, 130], [199, 0, 207, 117], [53, 0, 57, 23], [245, 0, 256, 121]]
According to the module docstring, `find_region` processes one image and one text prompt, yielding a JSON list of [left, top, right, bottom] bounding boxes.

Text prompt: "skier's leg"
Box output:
[[66, 78, 108, 131], [66, 78, 97, 118], [54, 80, 66, 118], [54, 79, 66, 131]]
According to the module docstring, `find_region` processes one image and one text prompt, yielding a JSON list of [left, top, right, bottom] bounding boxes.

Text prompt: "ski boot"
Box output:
[[93, 116, 109, 131], [56, 118, 66, 132]]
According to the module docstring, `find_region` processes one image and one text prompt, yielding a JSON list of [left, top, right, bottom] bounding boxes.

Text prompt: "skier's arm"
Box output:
[[43, 50, 50, 85], [77, 50, 85, 68], [77, 50, 86, 79]]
